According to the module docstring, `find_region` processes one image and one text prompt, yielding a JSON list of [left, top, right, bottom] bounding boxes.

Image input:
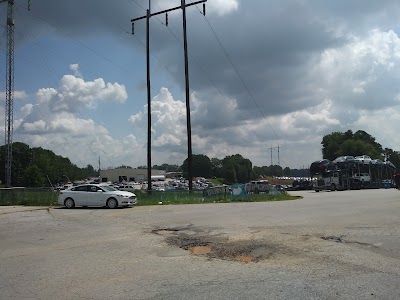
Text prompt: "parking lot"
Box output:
[[1, 189, 400, 299]]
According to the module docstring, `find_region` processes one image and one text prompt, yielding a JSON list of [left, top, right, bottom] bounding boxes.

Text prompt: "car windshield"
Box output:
[[100, 185, 118, 191]]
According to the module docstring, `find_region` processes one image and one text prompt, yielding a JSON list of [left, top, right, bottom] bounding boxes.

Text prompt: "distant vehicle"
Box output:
[[58, 184, 137, 209], [353, 173, 371, 183], [310, 159, 331, 175], [292, 179, 313, 190], [332, 156, 356, 168], [371, 159, 384, 165], [246, 180, 270, 193], [151, 175, 165, 181], [118, 185, 136, 192], [355, 155, 372, 164]]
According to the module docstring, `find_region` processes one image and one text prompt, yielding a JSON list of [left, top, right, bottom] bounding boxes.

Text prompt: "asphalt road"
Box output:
[[1, 189, 400, 299]]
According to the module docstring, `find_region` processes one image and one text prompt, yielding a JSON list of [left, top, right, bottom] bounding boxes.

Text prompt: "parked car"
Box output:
[[355, 155, 372, 164], [58, 184, 137, 209], [292, 179, 313, 190]]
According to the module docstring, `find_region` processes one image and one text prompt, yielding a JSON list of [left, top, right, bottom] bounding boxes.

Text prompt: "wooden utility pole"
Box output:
[[131, 0, 207, 191]]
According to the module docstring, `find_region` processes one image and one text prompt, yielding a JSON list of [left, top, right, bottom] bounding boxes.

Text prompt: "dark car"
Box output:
[[292, 180, 313, 190], [310, 159, 331, 175], [332, 156, 355, 168]]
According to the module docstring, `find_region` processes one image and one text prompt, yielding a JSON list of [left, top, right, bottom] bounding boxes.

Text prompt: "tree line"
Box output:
[[1, 130, 397, 187], [322, 130, 400, 167], [0, 142, 97, 187]]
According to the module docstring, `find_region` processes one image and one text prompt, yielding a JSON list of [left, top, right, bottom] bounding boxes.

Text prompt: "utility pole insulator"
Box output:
[[203, 3, 206, 15], [131, 22, 134, 34], [166, 13, 168, 26]]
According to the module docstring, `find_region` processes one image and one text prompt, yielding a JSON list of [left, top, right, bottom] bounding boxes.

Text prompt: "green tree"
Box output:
[[322, 130, 384, 161], [222, 154, 253, 183], [211, 158, 223, 178], [23, 165, 45, 187], [223, 162, 237, 184], [181, 154, 212, 178], [283, 167, 291, 176]]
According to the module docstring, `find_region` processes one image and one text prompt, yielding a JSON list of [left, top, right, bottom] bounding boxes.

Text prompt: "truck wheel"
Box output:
[[330, 183, 336, 191]]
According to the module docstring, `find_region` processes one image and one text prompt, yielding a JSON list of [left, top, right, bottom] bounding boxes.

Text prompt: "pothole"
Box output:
[[161, 231, 277, 263], [189, 246, 212, 255], [152, 228, 180, 235], [166, 235, 212, 250], [321, 235, 343, 243]]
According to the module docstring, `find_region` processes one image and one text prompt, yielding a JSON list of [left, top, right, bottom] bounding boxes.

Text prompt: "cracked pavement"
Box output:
[[0, 189, 400, 299]]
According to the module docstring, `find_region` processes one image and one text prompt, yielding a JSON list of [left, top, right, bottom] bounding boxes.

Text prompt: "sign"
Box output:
[[203, 186, 227, 198], [232, 184, 246, 199]]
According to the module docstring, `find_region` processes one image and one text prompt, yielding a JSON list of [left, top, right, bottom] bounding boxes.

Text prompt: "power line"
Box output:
[[190, 0, 280, 142], [131, 0, 207, 192]]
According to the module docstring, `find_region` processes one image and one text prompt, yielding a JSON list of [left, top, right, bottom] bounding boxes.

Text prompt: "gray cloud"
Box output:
[[6, 0, 400, 167]]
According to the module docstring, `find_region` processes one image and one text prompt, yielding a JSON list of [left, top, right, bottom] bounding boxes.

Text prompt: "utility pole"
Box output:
[[145, 1, 152, 192], [131, 0, 207, 192], [2, 0, 15, 187], [277, 143, 280, 166], [1, 0, 30, 187], [269, 146, 273, 166], [267, 144, 282, 167]]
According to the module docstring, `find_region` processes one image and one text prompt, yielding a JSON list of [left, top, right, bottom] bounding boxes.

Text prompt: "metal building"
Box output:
[[99, 168, 166, 183]]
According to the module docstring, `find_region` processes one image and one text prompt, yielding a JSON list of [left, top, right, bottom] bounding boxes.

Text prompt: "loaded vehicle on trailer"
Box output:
[[312, 169, 360, 192], [310, 155, 397, 192]]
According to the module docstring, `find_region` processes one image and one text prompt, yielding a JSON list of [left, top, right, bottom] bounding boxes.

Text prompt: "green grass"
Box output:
[[209, 178, 224, 185], [136, 190, 300, 206]]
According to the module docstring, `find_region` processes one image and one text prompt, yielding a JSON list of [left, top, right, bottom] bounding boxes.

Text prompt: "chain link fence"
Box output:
[[0, 187, 58, 206]]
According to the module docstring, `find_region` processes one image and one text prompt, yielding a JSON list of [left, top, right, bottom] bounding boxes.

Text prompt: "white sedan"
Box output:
[[355, 155, 372, 164], [58, 184, 137, 209]]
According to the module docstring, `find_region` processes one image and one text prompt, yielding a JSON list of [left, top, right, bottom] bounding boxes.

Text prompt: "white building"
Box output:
[[100, 168, 166, 183]]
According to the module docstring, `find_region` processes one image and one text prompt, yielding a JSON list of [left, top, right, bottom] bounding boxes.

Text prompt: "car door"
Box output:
[[86, 185, 103, 207], [70, 185, 89, 206]]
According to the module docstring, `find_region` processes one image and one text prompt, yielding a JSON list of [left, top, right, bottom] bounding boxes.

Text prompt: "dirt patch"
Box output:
[[189, 246, 212, 255], [165, 235, 212, 250], [152, 228, 180, 235], [209, 240, 277, 262]]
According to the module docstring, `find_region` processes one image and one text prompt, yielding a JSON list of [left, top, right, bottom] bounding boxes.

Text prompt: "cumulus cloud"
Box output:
[[36, 74, 127, 113], [12, 72, 140, 168], [8, 0, 400, 168], [0, 90, 28, 101], [70, 64, 82, 78], [129, 87, 187, 152]]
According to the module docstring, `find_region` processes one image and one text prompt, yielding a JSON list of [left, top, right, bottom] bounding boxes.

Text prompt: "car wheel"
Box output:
[[330, 184, 336, 191], [64, 198, 75, 209], [107, 198, 118, 209]]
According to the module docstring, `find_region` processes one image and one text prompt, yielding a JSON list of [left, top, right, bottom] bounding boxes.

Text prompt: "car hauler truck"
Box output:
[[310, 157, 397, 191], [313, 170, 361, 191]]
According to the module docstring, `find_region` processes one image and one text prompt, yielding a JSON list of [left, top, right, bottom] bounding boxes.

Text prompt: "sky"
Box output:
[[1, 0, 400, 170]]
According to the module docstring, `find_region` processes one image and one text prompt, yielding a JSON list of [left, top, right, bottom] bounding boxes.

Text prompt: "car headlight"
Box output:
[[117, 194, 128, 198]]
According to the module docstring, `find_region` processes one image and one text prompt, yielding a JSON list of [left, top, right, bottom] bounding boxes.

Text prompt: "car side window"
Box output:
[[74, 186, 88, 192], [89, 186, 98, 192]]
